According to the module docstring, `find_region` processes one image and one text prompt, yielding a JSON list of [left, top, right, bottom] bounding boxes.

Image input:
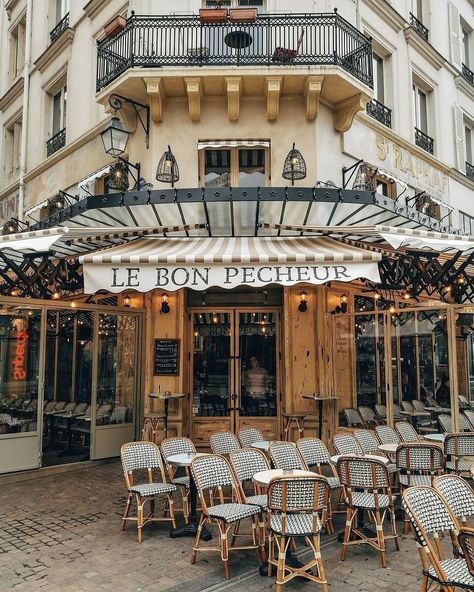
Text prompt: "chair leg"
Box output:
[[218, 521, 231, 580], [258, 514, 266, 563], [268, 531, 274, 577], [389, 505, 399, 551], [275, 535, 287, 592], [313, 535, 329, 592], [136, 495, 144, 543], [191, 513, 205, 565], [341, 507, 353, 561], [168, 494, 176, 529], [374, 509, 386, 568], [121, 493, 133, 530], [182, 490, 190, 524], [420, 574, 428, 592]]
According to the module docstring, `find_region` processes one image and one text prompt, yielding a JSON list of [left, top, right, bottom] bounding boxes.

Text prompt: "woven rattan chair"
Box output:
[[465, 410, 474, 430], [462, 413, 474, 432], [358, 406, 380, 425], [267, 475, 330, 591], [229, 447, 270, 511], [269, 441, 307, 470], [354, 430, 398, 474], [375, 404, 387, 420], [120, 441, 177, 542], [343, 407, 366, 428], [439, 414, 473, 434], [412, 400, 426, 412], [459, 527, 474, 578], [161, 436, 196, 523], [190, 454, 262, 579], [434, 474, 474, 527], [395, 421, 420, 442], [401, 400, 415, 413], [393, 404, 402, 421], [337, 456, 398, 567], [375, 425, 400, 445], [444, 433, 474, 475], [238, 427, 265, 447], [403, 486, 474, 590], [297, 437, 342, 533], [210, 431, 242, 455], [333, 432, 363, 455]]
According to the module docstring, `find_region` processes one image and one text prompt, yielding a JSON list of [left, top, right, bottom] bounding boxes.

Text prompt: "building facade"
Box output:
[[0, 0, 473, 474]]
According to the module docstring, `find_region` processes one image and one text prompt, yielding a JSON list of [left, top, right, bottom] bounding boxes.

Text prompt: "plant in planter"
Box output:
[[104, 14, 127, 37]]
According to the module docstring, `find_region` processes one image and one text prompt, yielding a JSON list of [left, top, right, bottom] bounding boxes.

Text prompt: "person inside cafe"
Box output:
[[435, 372, 450, 408], [243, 356, 269, 414], [401, 371, 416, 402]]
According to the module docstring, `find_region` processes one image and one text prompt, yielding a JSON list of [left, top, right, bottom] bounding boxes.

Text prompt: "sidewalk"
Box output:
[[0, 462, 421, 591]]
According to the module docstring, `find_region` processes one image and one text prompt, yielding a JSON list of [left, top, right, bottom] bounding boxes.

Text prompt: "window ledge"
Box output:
[[0, 76, 23, 111], [450, 167, 474, 189], [33, 27, 75, 73], [361, 0, 405, 32], [83, 0, 116, 20], [455, 75, 474, 101], [403, 26, 445, 70]]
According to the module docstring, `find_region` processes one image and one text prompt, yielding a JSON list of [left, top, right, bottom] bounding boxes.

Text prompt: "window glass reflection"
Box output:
[[238, 149, 265, 187]]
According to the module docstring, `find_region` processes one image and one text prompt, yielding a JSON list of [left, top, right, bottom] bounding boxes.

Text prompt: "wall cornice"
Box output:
[[455, 76, 474, 102], [361, 0, 405, 32], [449, 168, 474, 191], [404, 27, 445, 71], [33, 29, 75, 74]]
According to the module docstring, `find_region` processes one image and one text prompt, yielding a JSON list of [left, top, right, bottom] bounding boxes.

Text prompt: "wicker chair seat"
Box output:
[[326, 476, 341, 489], [427, 558, 474, 588], [398, 474, 433, 486], [346, 492, 395, 509], [446, 459, 473, 472], [130, 482, 177, 496], [270, 513, 322, 536], [246, 494, 268, 511], [172, 475, 190, 488], [206, 502, 260, 523]]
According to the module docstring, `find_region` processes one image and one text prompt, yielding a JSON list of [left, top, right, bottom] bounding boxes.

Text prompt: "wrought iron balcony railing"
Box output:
[[462, 63, 474, 86], [46, 128, 66, 157], [409, 12, 429, 42], [415, 127, 434, 155], [96, 12, 373, 91], [366, 98, 391, 128], [466, 162, 474, 181], [50, 13, 70, 45]]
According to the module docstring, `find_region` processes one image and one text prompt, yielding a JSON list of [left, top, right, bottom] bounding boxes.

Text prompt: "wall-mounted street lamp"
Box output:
[[107, 158, 142, 191], [333, 293, 348, 314], [282, 143, 307, 185], [101, 93, 150, 157], [161, 293, 170, 314], [123, 295, 131, 307], [298, 291, 308, 312], [156, 145, 179, 187], [2, 217, 29, 236], [342, 160, 376, 191]]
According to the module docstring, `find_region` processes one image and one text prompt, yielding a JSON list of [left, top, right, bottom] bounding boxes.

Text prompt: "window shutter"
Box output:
[[449, 2, 462, 69], [454, 105, 466, 172]]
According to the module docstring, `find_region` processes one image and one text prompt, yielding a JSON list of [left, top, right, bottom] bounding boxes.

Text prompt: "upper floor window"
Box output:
[[460, 210, 474, 234], [8, 16, 26, 84], [200, 144, 268, 187], [52, 86, 67, 136], [373, 53, 384, 105], [454, 105, 474, 179], [55, 0, 69, 23], [465, 124, 473, 165], [50, 0, 70, 44], [46, 82, 67, 157], [410, 0, 429, 41], [463, 27, 471, 68], [412, 80, 434, 154], [3, 118, 22, 179]]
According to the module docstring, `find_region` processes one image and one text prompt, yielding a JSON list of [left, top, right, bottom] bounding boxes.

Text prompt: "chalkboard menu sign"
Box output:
[[154, 339, 179, 375]]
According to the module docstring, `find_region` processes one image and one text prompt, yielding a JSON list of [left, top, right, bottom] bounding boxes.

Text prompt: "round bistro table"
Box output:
[[149, 392, 186, 440]]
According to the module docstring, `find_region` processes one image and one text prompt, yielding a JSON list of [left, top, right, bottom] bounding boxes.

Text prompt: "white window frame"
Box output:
[[412, 83, 428, 134], [8, 14, 26, 84], [52, 85, 67, 137], [199, 144, 270, 187], [465, 123, 473, 165]]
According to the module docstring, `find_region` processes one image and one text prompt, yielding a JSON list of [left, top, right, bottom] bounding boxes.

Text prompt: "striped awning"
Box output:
[[197, 139, 270, 149], [80, 236, 382, 294]]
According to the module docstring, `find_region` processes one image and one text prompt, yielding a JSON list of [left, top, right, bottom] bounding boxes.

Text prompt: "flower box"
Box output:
[[228, 8, 257, 23], [104, 15, 126, 37], [199, 8, 228, 23]]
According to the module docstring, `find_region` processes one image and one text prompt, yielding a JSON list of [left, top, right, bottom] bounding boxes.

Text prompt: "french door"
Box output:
[[190, 307, 280, 446]]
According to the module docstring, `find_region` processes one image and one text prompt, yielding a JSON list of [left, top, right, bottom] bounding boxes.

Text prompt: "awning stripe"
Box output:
[[197, 139, 271, 149]]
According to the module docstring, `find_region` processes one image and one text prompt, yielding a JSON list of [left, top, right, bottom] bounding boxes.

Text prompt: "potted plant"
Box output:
[[199, 7, 228, 23], [104, 14, 127, 37], [228, 7, 257, 23]]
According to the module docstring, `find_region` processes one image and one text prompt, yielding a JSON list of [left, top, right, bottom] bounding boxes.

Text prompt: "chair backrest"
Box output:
[[393, 403, 401, 419], [374, 404, 387, 419], [191, 454, 240, 510], [396, 443, 445, 475], [395, 421, 420, 442], [109, 405, 127, 423], [238, 427, 264, 447], [375, 424, 400, 444], [460, 413, 473, 432], [459, 528, 474, 578], [354, 430, 379, 454], [401, 400, 414, 413], [209, 431, 241, 454], [425, 396, 437, 406], [229, 447, 270, 485], [269, 441, 306, 470], [438, 414, 453, 433], [433, 474, 474, 523], [358, 406, 376, 423], [459, 395, 470, 406], [267, 475, 329, 520], [343, 407, 365, 427], [444, 432, 474, 457], [412, 400, 426, 412], [44, 400, 56, 412], [296, 437, 331, 468], [74, 402, 88, 413], [161, 436, 196, 461], [333, 432, 363, 455], [120, 441, 167, 488], [337, 456, 390, 494], [54, 401, 66, 411], [465, 410, 474, 429], [63, 401, 76, 413]]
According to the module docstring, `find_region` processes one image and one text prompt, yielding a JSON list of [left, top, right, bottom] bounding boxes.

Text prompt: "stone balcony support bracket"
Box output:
[[146, 78, 166, 123], [225, 77, 242, 121], [305, 75, 324, 121], [265, 76, 282, 121], [184, 77, 202, 122], [334, 92, 370, 133]]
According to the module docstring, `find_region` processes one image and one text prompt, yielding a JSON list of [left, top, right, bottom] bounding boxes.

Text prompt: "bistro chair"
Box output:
[[412, 400, 426, 412], [433, 474, 474, 527], [444, 433, 474, 475], [439, 414, 473, 433], [238, 427, 265, 448], [459, 527, 474, 578], [400, 400, 415, 413], [120, 441, 177, 543], [358, 406, 381, 426], [393, 403, 402, 421], [161, 436, 196, 523], [394, 421, 420, 442], [412, 400, 437, 432], [269, 441, 307, 471], [465, 410, 474, 430], [375, 425, 400, 445], [141, 411, 166, 444], [333, 432, 363, 455], [337, 456, 399, 567], [402, 486, 474, 590], [282, 413, 306, 441], [190, 454, 262, 580], [210, 431, 241, 455], [375, 404, 387, 421], [343, 408, 366, 428], [460, 395, 472, 407], [297, 437, 342, 534], [43, 400, 56, 413], [267, 475, 330, 591], [354, 430, 397, 474]]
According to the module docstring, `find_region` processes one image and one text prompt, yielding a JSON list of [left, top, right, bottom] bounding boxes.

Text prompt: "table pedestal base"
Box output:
[[170, 522, 212, 541]]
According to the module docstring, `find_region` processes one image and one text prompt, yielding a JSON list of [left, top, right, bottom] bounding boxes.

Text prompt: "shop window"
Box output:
[[8, 15, 26, 84], [200, 146, 268, 188], [374, 174, 396, 199]]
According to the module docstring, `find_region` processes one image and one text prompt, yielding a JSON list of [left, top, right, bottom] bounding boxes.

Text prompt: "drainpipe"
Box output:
[[18, 0, 32, 222]]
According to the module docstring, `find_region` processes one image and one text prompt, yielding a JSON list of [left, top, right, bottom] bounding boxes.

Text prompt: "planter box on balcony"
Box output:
[[228, 8, 257, 23], [104, 15, 126, 37], [199, 8, 228, 23]]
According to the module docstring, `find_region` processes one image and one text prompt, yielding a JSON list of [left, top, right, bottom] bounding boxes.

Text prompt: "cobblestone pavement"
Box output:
[[0, 462, 424, 591]]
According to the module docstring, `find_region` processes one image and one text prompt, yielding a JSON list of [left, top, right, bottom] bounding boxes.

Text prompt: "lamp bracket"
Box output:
[[342, 159, 364, 188], [108, 93, 150, 149], [117, 157, 142, 189]]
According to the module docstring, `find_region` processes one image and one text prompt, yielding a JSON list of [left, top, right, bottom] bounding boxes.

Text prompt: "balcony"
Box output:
[[50, 13, 70, 45], [466, 162, 474, 181], [409, 13, 429, 42], [96, 12, 373, 91], [415, 127, 434, 155], [366, 98, 391, 128], [46, 128, 66, 157], [462, 63, 474, 86]]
